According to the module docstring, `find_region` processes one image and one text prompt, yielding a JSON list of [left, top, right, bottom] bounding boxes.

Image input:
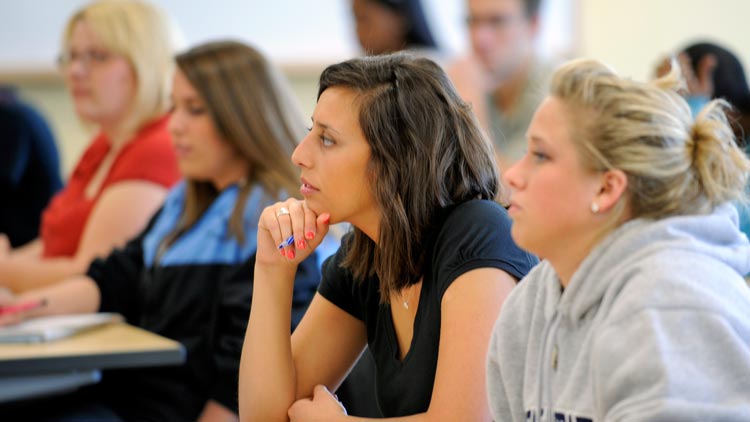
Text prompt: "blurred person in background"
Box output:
[[0, 0, 180, 293], [351, 0, 439, 57], [655, 41, 750, 241], [449, 0, 552, 173], [0, 87, 63, 248]]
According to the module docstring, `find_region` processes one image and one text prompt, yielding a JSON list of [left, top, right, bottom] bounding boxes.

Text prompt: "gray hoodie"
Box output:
[[487, 204, 750, 422]]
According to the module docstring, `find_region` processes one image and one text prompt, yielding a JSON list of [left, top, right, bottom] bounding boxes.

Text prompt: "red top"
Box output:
[[40, 115, 179, 258]]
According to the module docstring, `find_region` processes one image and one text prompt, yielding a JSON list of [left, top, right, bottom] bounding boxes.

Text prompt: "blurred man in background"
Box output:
[[450, 0, 551, 173]]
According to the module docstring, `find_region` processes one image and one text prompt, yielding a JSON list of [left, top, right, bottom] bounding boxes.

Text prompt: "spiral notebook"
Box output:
[[0, 313, 123, 344]]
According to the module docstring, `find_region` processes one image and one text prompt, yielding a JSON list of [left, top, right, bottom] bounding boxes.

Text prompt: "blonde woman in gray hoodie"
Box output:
[[488, 58, 750, 422]]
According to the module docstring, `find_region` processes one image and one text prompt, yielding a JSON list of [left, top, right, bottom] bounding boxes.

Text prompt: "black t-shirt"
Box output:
[[319, 200, 538, 417]]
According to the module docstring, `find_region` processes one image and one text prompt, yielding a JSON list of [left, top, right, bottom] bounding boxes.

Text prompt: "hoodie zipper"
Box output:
[[536, 310, 561, 422]]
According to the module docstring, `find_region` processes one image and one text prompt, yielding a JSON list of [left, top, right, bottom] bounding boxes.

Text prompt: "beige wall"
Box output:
[[576, 0, 750, 80]]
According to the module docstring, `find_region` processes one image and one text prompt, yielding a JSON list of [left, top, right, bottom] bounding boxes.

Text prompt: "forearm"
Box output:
[[0, 254, 88, 293], [17, 275, 101, 317], [239, 264, 299, 422], [10, 238, 42, 259]]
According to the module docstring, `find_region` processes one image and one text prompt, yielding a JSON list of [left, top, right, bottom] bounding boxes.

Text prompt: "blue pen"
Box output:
[[277, 235, 295, 249]]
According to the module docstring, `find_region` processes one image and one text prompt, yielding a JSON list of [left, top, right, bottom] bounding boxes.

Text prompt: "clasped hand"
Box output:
[[257, 199, 330, 266], [288, 384, 348, 422]]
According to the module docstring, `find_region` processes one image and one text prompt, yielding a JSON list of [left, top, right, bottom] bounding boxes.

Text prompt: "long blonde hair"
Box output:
[[550, 58, 750, 223], [62, 0, 180, 134]]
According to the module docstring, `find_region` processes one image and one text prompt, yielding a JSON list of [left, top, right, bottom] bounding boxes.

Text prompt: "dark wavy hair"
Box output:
[[318, 52, 499, 302]]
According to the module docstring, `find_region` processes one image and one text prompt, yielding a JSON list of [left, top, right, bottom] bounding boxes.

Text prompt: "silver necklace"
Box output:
[[400, 282, 423, 310], [401, 287, 412, 309]]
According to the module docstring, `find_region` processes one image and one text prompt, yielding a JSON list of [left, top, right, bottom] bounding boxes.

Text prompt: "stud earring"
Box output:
[[590, 202, 600, 213]]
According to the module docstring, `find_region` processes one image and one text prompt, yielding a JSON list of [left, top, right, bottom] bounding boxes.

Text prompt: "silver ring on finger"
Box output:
[[276, 207, 291, 218]]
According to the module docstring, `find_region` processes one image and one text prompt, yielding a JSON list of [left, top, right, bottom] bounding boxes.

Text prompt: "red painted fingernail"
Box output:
[[322, 215, 330, 224], [297, 240, 306, 249], [280, 249, 286, 257], [288, 250, 295, 259], [305, 231, 315, 240]]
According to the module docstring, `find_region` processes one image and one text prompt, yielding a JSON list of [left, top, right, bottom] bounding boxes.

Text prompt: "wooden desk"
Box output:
[[0, 323, 185, 402]]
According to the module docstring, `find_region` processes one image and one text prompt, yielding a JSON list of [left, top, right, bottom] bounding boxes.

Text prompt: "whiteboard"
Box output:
[[0, 0, 465, 70], [0, 0, 570, 71]]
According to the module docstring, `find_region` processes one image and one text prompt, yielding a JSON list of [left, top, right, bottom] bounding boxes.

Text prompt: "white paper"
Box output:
[[0, 313, 123, 344]]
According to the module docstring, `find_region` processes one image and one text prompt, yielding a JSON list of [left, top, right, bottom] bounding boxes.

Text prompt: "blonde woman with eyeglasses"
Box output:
[[0, 0, 181, 293]]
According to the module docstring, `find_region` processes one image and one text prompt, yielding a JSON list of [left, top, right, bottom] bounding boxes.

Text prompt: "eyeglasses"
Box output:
[[57, 49, 113, 69], [465, 14, 521, 30]]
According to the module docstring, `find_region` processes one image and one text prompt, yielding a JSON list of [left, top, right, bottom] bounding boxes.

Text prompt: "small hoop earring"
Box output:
[[590, 202, 600, 213]]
